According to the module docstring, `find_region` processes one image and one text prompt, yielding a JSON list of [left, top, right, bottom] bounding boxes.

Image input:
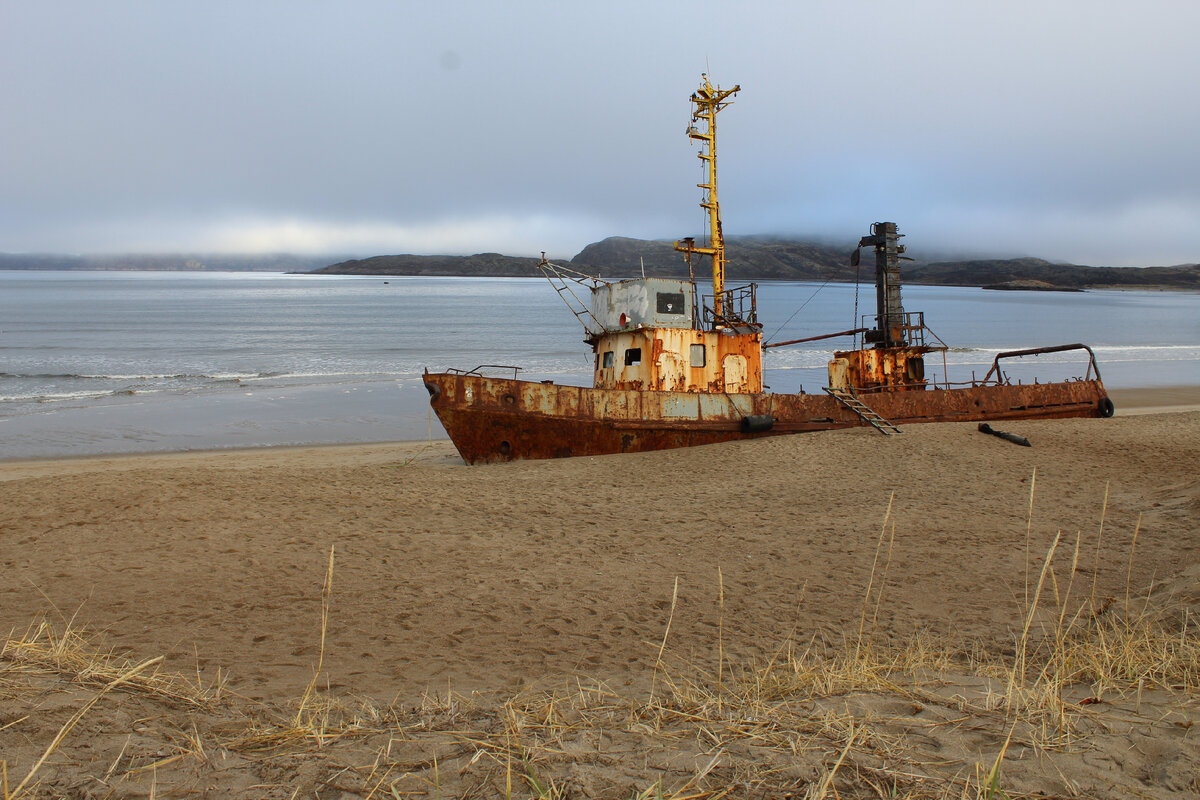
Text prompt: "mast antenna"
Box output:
[[673, 74, 739, 325]]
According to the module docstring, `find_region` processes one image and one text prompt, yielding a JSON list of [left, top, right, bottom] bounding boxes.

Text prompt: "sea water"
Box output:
[[1, 270, 1197, 459]]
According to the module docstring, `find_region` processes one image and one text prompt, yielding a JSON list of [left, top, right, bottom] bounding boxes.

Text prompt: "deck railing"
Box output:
[[703, 283, 760, 330]]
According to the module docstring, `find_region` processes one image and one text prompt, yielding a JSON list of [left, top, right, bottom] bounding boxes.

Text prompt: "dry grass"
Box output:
[[2, 597, 1196, 798], [3, 491, 1197, 799]]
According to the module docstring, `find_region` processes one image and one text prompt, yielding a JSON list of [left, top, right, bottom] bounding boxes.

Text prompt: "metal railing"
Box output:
[[446, 364, 524, 380], [847, 343, 1102, 393], [703, 283, 760, 330], [858, 311, 946, 349], [981, 343, 1102, 385]]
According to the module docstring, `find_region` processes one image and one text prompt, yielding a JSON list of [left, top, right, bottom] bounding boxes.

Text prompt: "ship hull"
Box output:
[[422, 372, 1111, 464]]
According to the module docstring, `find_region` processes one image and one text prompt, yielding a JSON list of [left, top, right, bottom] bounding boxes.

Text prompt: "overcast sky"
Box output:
[[2, 1, 1197, 266]]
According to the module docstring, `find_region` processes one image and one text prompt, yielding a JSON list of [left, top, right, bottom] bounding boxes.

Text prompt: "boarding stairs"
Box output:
[[824, 387, 902, 435]]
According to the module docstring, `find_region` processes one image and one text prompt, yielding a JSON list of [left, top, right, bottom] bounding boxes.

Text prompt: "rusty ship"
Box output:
[[422, 76, 1112, 464]]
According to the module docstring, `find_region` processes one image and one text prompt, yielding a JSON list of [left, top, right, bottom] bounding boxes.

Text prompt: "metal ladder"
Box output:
[[536, 257, 607, 334], [824, 387, 902, 435]]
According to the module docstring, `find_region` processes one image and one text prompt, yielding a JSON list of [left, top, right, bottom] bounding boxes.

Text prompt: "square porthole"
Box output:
[[656, 292, 686, 315], [624, 348, 642, 366], [690, 344, 706, 367], [602, 351, 614, 368]]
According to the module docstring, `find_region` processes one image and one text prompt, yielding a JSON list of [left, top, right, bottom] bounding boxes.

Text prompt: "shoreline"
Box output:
[[0, 439, 460, 481], [2, 384, 1197, 472], [1106, 384, 1200, 412]]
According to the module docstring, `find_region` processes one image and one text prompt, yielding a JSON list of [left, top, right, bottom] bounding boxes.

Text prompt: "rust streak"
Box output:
[[423, 373, 1110, 464]]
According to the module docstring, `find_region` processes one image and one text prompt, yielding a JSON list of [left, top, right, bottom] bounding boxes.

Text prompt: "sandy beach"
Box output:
[[2, 387, 1198, 798]]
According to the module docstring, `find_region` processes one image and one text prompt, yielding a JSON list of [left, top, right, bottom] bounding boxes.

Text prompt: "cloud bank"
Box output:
[[1, 1, 1197, 266]]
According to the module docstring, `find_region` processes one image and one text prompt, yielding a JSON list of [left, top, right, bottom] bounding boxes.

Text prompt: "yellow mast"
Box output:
[[674, 74, 739, 324]]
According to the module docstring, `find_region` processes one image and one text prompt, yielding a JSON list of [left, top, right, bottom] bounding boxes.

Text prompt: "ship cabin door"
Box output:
[[722, 354, 748, 393]]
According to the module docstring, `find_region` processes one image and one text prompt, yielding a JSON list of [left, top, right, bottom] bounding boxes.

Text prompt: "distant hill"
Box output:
[[6, 239, 1198, 290], [312, 252, 547, 277], [0, 253, 343, 272], [909, 257, 1200, 290], [317, 236, 1200, 290], [315, 237, 858, 281], [569, 236, 852, 281]]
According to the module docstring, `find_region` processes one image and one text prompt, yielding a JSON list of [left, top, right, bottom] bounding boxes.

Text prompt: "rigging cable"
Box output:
[[761, 277, 834, 346], [852, 253, 861, 349]]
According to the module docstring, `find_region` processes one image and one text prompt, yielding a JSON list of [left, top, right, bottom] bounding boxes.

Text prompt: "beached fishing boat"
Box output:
[[423, 76, 1112, 464]]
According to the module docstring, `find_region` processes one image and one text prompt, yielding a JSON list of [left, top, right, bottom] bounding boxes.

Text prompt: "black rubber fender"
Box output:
[[424, 380, 440, 401], [741, 414, 775, 433], [1099, 397, 1115, 418], [979, 422, 1031, 447]]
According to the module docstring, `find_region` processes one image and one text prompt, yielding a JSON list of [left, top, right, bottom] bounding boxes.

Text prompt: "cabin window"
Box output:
[[656, 292, 685, 315], [602, 351, 614, 369], [690, 343, 706, 367], [624, 347, 642, 366]]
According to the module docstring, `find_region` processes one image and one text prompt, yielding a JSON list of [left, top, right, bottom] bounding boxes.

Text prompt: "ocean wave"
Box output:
[[0, 370, 264, 382], [0, 388, 143, 403], [240, 370, 409, 382]]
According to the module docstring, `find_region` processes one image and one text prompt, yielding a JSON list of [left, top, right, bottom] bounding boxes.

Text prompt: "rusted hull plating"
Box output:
[[422, 372, 1111, 464]]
